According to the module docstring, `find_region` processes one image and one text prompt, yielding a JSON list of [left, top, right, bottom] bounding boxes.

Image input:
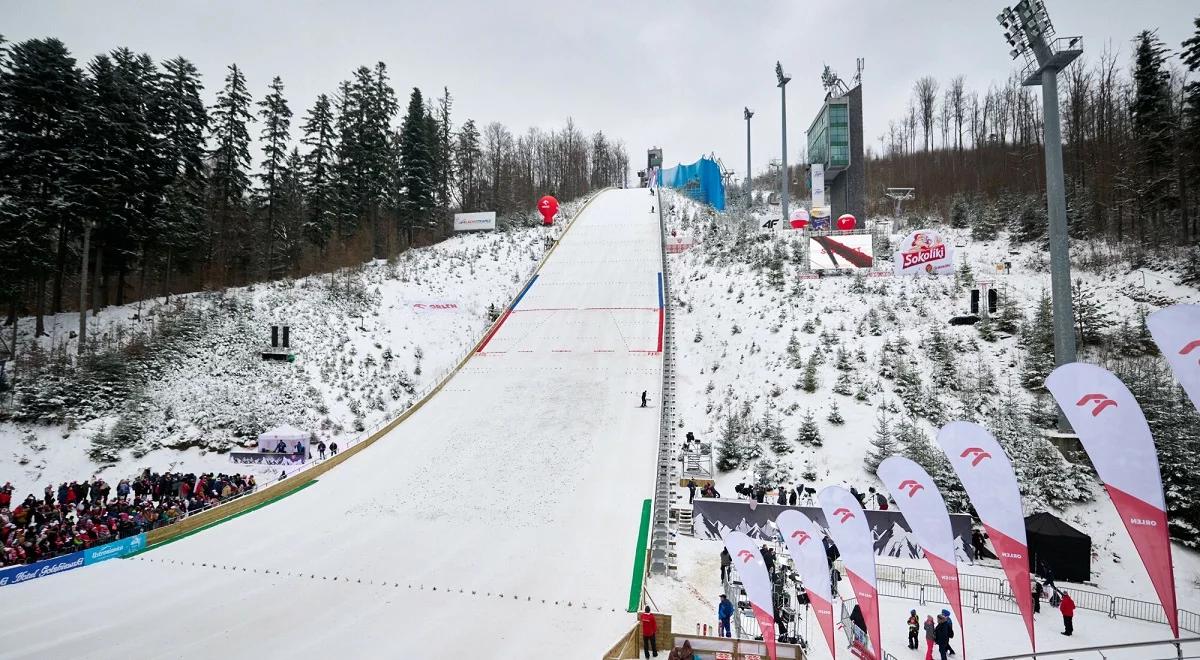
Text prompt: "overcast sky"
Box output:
[[3, 1, 1196, 184]]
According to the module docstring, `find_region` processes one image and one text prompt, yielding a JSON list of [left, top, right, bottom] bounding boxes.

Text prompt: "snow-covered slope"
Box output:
[[0, 188, 663, 659]]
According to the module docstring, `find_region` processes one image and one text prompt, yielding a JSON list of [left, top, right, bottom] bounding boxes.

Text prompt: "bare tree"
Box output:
[[949, 76, 967, 151], [914, 76, 939, 151]]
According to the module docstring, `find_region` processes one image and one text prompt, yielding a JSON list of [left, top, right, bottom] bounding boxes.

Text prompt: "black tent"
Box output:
[[1026, 512, 1091, 583]]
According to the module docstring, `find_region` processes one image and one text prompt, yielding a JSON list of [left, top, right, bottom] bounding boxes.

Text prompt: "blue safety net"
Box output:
[[656, 157, 725, 210]]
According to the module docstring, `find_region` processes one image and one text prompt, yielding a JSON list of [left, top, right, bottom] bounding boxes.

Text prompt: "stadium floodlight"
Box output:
[[775, 61, 791, 224], [997, 0, 1083, 430], [744, 107, 754, 206]]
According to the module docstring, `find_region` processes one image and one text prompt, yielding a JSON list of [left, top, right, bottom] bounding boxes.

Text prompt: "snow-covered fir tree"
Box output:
[[795, 409, 823, 447], [826, 401, 845, 425], [864, 412, 896, 473]]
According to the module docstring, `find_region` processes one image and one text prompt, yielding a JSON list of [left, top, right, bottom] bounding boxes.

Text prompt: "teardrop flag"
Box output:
[[877, 456, 967, 658], [936, 421, 1035, 654], [1147, 304, 1200, 412], [722, 531, 777, 660], [819, 486, 882, 660], [776, 510, 836, 659], [1046, 363, 1178, 637]]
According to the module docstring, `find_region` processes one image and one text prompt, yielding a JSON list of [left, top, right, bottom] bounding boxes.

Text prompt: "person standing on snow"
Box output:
[[717, 594, 734, 637], [1033, 580, 1044, 614], [720, 548, 732, 582], [923, 614, 936, 660], [639, 606, 658, 658], [686, 479, 697, 504], [934, 613, 953, 660], [641, 391, 648, 408], [907, 609, 920, 649], [317, 441, 327, 460], [940, 609, 957, 656], [329, 442, 338, 456], [1060, 591, 1075, 636]]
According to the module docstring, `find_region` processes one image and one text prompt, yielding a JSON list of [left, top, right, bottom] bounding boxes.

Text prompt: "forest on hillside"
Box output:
[[867, 21, 1200, 256], [0, 36, 630, 347]]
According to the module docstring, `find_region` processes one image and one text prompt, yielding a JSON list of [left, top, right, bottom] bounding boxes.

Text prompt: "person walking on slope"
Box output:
[[1060, 591, 1075, 636], [317, 441, 326, 460], [907, 609, 920, 649], [639, 606, 658, 658], [717, 594, 734, 637], [641, 390, 648, 408], [329, 442, 338, 456], [923, 614, 936, 660]]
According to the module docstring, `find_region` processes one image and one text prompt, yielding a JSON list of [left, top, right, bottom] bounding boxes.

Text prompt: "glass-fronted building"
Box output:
[[807, 98, 851, 173]]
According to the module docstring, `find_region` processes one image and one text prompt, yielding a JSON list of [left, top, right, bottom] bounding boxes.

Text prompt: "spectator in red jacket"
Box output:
[[639, 606, 658, 658], [1060, 591, 1075, 636]]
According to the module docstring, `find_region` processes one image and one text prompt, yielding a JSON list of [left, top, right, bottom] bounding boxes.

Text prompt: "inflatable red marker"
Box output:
[[538, 195, 559, 226], [836, 213, 857, 230], [789, 208, 810, 230]]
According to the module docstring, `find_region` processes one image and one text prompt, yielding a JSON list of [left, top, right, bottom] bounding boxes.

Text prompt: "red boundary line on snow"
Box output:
[[476, 309, 510, 353]]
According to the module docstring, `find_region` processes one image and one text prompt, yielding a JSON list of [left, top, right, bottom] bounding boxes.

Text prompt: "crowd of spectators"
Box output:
[[0, 469, 257, 568]]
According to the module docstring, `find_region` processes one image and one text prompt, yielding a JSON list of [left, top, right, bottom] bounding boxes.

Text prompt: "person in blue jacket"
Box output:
[[717, 594, 734, 637]]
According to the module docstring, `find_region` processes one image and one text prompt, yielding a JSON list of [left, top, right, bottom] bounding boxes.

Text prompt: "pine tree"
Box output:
[[835, 346, 851, 371], [1131, 30, 1175, 232], [833, 372, 853, 396], [956, 258, 975, 287], [454, 119, 482, 211], [826, 400, 845, 425], [716, 412, 744, 472], [1071, 278, 1113, 346], [893, 358, 923, 413], [796, 409, 823, 446], [1020, 290, 1055, 389], [949, 193, 970, 228], [300, 93, 336, 249], [256, 76, 292, 279], [763, 410, 789, 454], [977, 315, 997, 342], [208, 63, 254, 276], [398, 87, 435, 242], [994, 292, 1023, 334], [432, 86, 454, 212], [855, 381, 871, 402], [864, 413, 896, 473], [801, 356, 820, 393], [897, 416, 966, 510], [156, 56, 209, 276], [971, 202, 1000, 241]]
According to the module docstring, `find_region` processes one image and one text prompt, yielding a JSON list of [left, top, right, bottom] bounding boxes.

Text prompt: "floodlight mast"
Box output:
[[776, 61, 791, 224], [998, 0, 1082, 431], [744, 107, 754, 206]]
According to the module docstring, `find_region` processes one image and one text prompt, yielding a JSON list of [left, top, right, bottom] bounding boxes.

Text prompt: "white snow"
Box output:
[[0, 188, 663, 659]]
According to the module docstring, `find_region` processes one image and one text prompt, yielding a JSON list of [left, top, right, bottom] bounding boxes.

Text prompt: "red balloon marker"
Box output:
[[836, 213, 857, 230], [538, 195, 559, 226]]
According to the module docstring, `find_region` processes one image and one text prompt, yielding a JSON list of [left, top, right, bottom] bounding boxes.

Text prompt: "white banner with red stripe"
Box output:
[[1045, 363, 1179, 637], [876, 456, 968, 658], [776, 510, 836, 659], [819, 486, 882, 660], [1147, 304, 1200, 412], [937, 422, 1035, 654], [722, 531, 777, 660]]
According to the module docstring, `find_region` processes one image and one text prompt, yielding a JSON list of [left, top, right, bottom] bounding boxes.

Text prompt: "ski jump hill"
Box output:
[[0, 188, 664, 658]]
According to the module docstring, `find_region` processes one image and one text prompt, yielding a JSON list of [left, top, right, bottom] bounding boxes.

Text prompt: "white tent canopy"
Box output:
[[257, 424, 309, 453]]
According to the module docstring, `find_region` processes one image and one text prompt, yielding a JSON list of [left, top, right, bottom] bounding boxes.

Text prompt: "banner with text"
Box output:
[[937, 422, 1034, 654], [84, 533, 146, 565], [453, 211, 496, 231], [230, 452, 306, 466], [894, 229, 954, 276], [776, 511, 836, 660], [1046, 363, 1178, 637], [877, 457, 968, 657], [811, 164, 825, 209], [0, 551, 85, 588]]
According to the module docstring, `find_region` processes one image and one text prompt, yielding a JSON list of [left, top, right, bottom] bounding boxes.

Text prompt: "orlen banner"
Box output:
[[1045, 363, 1179, 637], [776, 510, 836, 659], [894, 229, 954, 276], [453, 211, 496, 231], [877, 457, 967, 658], [819, 486, 882, 660], [1147, 304, 1200, 412], [937, 422, 1035, 654], [722, 531, 777, 660]]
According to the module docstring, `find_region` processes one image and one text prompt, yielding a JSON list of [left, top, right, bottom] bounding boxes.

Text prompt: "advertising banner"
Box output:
[[877, 457, 967, 657], [230, 452, 306, 466], [1045, 363, 1178, 637], [819, 486, 882, 660], [0, 551, 85, 588], [84, 533, 147, 566], [722, 531, 777, 660], [808, 234, 875, 270], [1147, 304, 1200, 412], [691, 499, 974, 559], [410, 302, 461, 312], [894, 229, 954, 276], [937, 422, 1035, 654], [776, 511, 836, 660], [453, 211, 496, 231], [811, 164, 825, 209]]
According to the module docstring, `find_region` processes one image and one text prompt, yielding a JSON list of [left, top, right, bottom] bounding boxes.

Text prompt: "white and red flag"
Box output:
[[776, 510, 836, 659], [937, 421, 1035, 654], [1147, 304, 1200, 412], [819, 486, 882, 660], [721, 531, 777, 660], [877, 456, 967, 658], [1046, 363, 1178, 637]]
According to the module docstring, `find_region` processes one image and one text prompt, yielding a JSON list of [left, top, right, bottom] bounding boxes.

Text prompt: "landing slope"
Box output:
[[0, 188, 663, 659]]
